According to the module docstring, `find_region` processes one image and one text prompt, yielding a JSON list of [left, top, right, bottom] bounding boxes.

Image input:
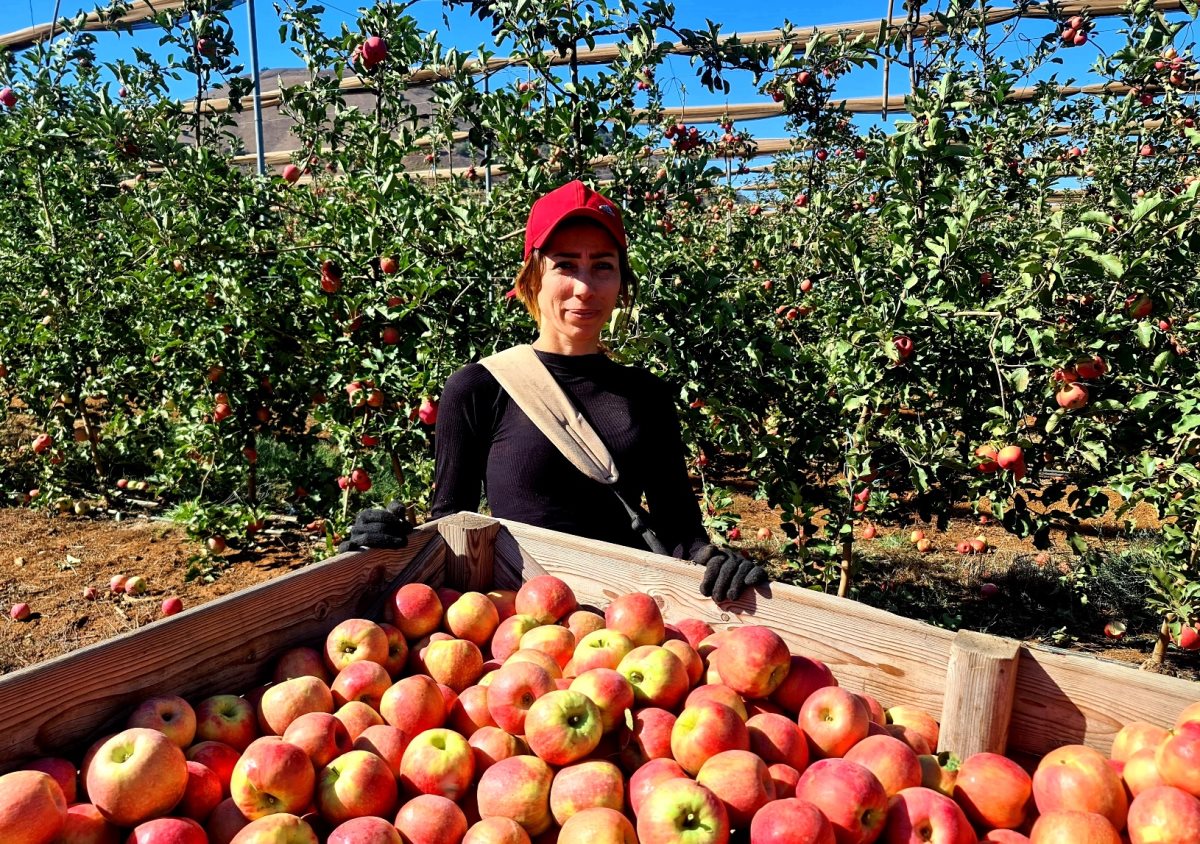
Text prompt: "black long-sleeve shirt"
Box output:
[[429, 349, 710, 558]]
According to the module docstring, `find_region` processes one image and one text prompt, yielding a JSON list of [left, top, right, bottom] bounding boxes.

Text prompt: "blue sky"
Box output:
[[6, 0, 1184, 147]]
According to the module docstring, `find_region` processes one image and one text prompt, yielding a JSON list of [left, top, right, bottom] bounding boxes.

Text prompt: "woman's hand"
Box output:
[[337, 501, 412, 553], [692, 544, 769, 602]]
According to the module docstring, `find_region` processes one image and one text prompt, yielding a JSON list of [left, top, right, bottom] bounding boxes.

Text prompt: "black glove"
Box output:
[[337, 501, 412, 553], [693, 544, 769, 602]]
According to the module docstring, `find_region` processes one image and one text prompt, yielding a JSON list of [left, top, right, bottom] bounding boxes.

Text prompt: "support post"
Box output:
[[437, 512, 501, 592], [938, 630, 1021, 756]]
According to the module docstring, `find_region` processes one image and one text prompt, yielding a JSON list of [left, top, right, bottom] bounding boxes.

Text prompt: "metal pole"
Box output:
[[246, 0, 266, 175], [483, 72, 492, 195]]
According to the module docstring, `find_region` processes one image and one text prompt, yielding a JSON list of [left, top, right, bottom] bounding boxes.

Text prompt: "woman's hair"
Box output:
[[514, 222, 638, 324]]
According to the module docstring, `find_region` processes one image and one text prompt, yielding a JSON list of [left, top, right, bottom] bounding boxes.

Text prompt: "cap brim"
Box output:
[[531, 207, 627, 254]]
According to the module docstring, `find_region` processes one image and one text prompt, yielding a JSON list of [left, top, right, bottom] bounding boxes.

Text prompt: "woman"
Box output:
[[342, 181, 767, 602]]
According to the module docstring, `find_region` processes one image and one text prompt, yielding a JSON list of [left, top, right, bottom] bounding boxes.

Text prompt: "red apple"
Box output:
[[1122, 746, 1167, 797], [570, 629, 635, 675], [1111, 722, 1168, 763], [0, 770, 67, 843], [520, 624, 576, 669], [59, 802, 121, 844], [616, 645, 689, 710], [686, 685, 747, 720], [549, 760, 624, 826], [713, 626, 791, 699], [127, 695, 197, 749], [1155, 721, 1200, 797], [475, 755, 555, 837], [316, 748, 398, 824], [390, 584, 444, 640], [462, 816, 529, 843], [186, 741, 241, 798], [771, 655, 836, 715], [747, 712, 809, 771], [515, 575, 577, 624], [273, 647, 330, 685], [886, 706, 940, 753], [229, 737, 315, 820], [619, 707, 677, 771], [569, 667, 635, 734], [750, 797, 835, 844], [324, 618, 389, 674], [21, 757, 76, 804], [800, 686, 871, 759], [1029, 810, 1121, 843], [380, 674, 445, 735], [281, 712, 352, 769], [467, 725, 526, 774], [1126, 785, 1200, 844], [558, 806, 636, 843], [329, 816, 402, 843], [176, 760, 223, 822], [257, 676, 334, 736], [394, 794, 466, 844], [671, 701, 750, 776], [1032, 744, 1128, 830], [954, 750, 1032, 830], [205, 798, 249, 844], [447, 592, 502, 646], [196, 695, 258, 752], [795, 759, 888, 844], [885, 786, 977, 843], [696, 748, 775, 828], [85, 728, 188, 827], [399, 728, 474, 802], [229, 813, 318, 843], [126, 817, 207, 844], [604, 592, 665, 646], [629, 758, 688, 817], [486, 661, 555, 735], [636, 777, 729, 844], [844, 734, 922, 798]]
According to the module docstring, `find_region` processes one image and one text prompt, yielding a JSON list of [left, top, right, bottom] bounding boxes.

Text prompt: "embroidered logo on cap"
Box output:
[[599, 204, 616, 216]]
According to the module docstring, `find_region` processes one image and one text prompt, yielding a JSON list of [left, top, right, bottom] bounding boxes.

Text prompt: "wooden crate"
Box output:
[[0, 512, 1196, 771]]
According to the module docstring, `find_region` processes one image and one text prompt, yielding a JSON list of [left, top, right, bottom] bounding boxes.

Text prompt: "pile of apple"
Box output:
[[3, 575, 1200, 844]]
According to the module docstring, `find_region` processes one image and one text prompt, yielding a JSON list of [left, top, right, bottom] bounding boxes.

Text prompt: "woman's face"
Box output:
[[534, 220, 623, 354]]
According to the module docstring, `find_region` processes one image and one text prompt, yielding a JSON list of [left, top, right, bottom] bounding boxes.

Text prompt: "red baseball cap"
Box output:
[[524, 180, 628, 261]]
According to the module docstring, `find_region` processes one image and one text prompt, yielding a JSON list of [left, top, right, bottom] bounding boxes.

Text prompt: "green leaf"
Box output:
[[1065, 226, 1101, 243], [1136, 322, 1155, 348]]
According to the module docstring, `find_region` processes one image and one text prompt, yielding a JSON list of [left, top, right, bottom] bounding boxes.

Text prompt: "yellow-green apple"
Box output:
[[1155, 721, 1200, 797], [604, 592, 666, 646], [520, 624, 576, 670], [771, 655, 836, 715], [696, 749, 775, 828], [325, 619, 390, 674], [467, 725, 527, 773], [463, 816, 530, 843], [1110, 722, 1169, 763], [669, 618, 715, 650], [918, 753, 960, 797], [316, 749, 398, 824], [713, 626, 790, 699], [377, 623, 409, 677], [491, 615, 543, 663], [1033, 744, 1128, 829], [394, 794, 468, 844], [524, 689, 603, 765], [399, 728, 474, 801], [749, 797, 835, 844], [449, 685, 496, 736], [549, 760, 625, 825], [629, 759, 688, 817], [1121, 747, 1166, 796], [1126, 784, 1200, 843], [617, 645, 689, 710], [447, 592, 502, 646], [58, 801, 121, 844], [196, 695, 259, 751], [619, 707, 677, 771], [177, 760, 223, 822], [85, 728, 189, 826], [799, 686, 870, 759], [486, 590, 518, 622], [0, 770, 67, 843], [229, 737, 315, 820], [282, 712, 352, 769], [187, 741, 241, 798], [886, 724, 933, 756], [126, 817, 207, 843], [885, 707, 940, 753], [424, 638, 485, 692], [334, 701, 385, 741], [390, 584, 444, 640], [127, 695, 197, 748], [380, 674, 446, 734], [843, 734, 921, 798], [206, 798, 249, 844], [476, 755, 555, 836], [566, 610, 606, 642], [686, 685, 748, 720], [506, 648, 563, 680], [663, 639, 704, 687], [408, 632, 455, 677], [768, 763, 801, 796], [857, 693, 886, 726], [636, 777, 729, 844], [953, 751, 1032, 829], [980, 832, 1030, 843], [22, 757, 76, 803], [1029, 810, 1121, 843], [515, 575, 577, 624], [886, 786, 976, 843], [229, 813, 318, 844], [273, 647, 330, 685], [353, 724, 410, 778], [671, 701, 751, 776], [558, 806, 637, 843], [794, 759, 888, 844], [328, 815, 402, 844], [258, 676, 334, 736], [331, 660, 392, 710], [747, 712, 810, 771], [571, 629, 636, 675], [486, 661, 555, 735], [570, 668, 635, 734]]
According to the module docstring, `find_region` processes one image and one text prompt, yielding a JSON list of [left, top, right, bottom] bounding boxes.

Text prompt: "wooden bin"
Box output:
[[0, 512, 1197, 770]]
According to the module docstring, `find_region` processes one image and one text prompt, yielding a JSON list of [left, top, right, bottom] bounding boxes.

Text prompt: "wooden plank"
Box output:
[[439, 512, 502, 592], [490, 517, 956, 717], [938, 630, 1021, 757], [1009, 644, 1200, 758], [0, 527, 446, 769]]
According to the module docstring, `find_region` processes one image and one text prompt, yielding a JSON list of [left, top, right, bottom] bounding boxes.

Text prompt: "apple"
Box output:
[[663, 639, 704, 686], [524, 689, 603, 765], [486, 661, 555, 735], [919, 752, 961, 797], [1032, 744, 1128, 830], [629, 758, 688, 817], [175, 760, 223, 822], [393, 794, 466, 844], [0, 770, 67, 843], [1155, 721, 1200, 797], [672, 618, 716, 650], [768, 762, 801, 797], [418, 398, 439, 426], [448, 684, 496, 736], [316, 748, 398, 824], [1029, 810, 1121, 843], [228, 813, 318, 843], [490, 614, 543, 663], [605, 592, 665, 646], [467, 725, 526, 773], [747, 712, 809, 771], [399, 727, 474, 801], [800, 686, 870, 759], [21, 757, 76, 804], [161, 596, 184, 616], [1056, 382, 1089, 410], [520, 624, 576, 669], [205, 798, 249, 844], [687, 685, 747, 720], [975, 445, 1001, 473], [57, 801, 121, 844], [515, 575, 577, 624], [124, 576, 148, 596], [886, 786, 977, 844], [772, 655, 836, 714], [617, 645, 689, 710], [85, 727, 189, 827], [380, 674, 446, 735], [126, 818, 207, 844], [258, 676, 334, 736], [1176, 702, 1200, 729], [894, 336, 914, 360], [571, 628, 635, 675], [619, 707, 677, 771], [996, 445, 1025, 478], [843, 734, 922, 798], [796, 759, 888, 844], [280, 712, 352, 770], [1179, 624, 1200, 651], [329, 661, 390, 711], [0, 87, 17, 108], [446, 592, 502, 646], [886, 706, 940, 753], [953, 750, 1031, 830], [281, 164, 302, 184], [636, 777, 729, 844], [390, 584, 444, 639], [195, 695, 258, 752], [671, 701, 750, 776], [328, 816, 402, 844], [1111, 722, 1169, 763], [712, 626, 790, 699], [564, 610, 606, 642], [696, 748, 775, 828], [569, 668, 635, 734], [1122, 746, 1167, 797], [462, 816, 529, 843], [325, 618, 389, 673], [229, 737, 315, 820], [549, 760, 624, 825], [423, 638, 484, 692], [476, 755, 555, 836], [273, 648, 330, 685], [1126, 785, 1200, 844], [558, 806, 636, 843], [980, 832, 1031, 843], [750, 797, 835, 844]]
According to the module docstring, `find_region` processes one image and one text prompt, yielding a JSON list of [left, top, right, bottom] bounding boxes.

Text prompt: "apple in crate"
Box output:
[[331, 659, 392, 710], [228, 813, 318, 843], [60, 802, 121, 844], [328, 816, 403, 844], [605, 591, 666, 646], [424, 638, 485, 692], [800, 686, 871, 759], [1155, 721, 1200, 798], [127, 694, 197, 748], [1126, 785, 1200, 844], [558, 806, 636, 842], [886, 705, 940, 752], [390, 583, 444, 639], [395, 794, 468, 844], [843, 733, 922, 797], [230, 737, 315, 820], [283, 712, 353, 769], [629, 758, 687, 817], [515, 574, 577, 624], [21, 757, 77, 803], [696, 748, 775, 828], [490, 614, 542, 663], [617, 645, 689, 710], [85, 728, 189, 827], [1111, 722, 1168, 763], [325, 618, 389, 673], [486, 661, 555, 735], [569, 667, 635, 734], [795, 759, 888, 844], [476, 755, 555, 836], [399, 728, 474, 802], [315, 749, 399, 825], [258, 675, 334, 736], [620, 706, 677, 770], [446, 591, 501, 646], [273, 646, 330, 684], [567, 609, 607, 641], [747, 712, 809, 771], [713, 625, 791, 698], [0, 770, 68, 844], [750, 797, 835, 844], [549, 760, 625, 825], [127, 817, 207, 844], [462, 816, 528, 842], [571, 628, 636, 675], [523, 689, 603, 765], [1122, 747, 1166, 797], [771, 654, 837, 714], [1032, 744, 1128, 829], [176, 760, 223, 822], [1029, 810, 1121, 843], [953, 750, 1032, 830], [671, 700, 749, 776], [379, 674, 446, 735], [519, 624, 576, 670], [636, 777, 729, 844], [195, 695, 258, 752]]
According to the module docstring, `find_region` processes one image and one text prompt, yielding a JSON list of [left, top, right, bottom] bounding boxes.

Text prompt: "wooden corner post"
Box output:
[[937, 630, 1021, 757], [438, 512, 501, 592]]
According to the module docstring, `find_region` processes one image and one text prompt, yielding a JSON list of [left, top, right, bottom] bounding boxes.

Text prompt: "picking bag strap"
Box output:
[[479, 345, 670, 556]]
